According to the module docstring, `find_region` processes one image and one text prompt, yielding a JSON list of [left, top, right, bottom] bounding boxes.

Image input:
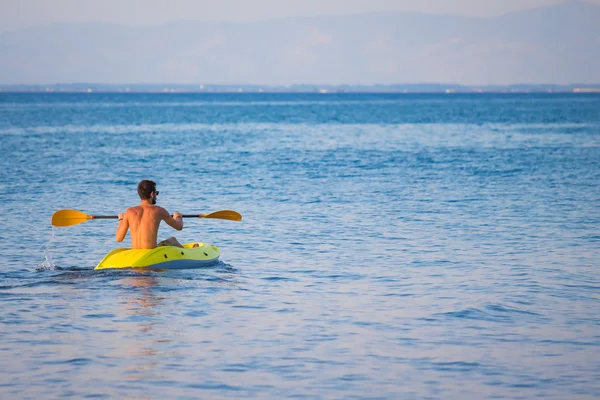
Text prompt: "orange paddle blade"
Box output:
[[51, 209, 93, 227], [201, 210, 242, 221]]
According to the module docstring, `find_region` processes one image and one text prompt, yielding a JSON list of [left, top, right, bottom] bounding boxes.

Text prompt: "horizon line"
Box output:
[[2, 82, 600, 94]]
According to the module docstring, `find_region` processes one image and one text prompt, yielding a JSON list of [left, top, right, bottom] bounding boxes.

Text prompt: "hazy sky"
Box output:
[[2, 0, 599, 30]]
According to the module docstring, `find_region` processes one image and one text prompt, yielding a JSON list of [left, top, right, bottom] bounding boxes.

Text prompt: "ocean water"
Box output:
[[0, 93, 599, 399]]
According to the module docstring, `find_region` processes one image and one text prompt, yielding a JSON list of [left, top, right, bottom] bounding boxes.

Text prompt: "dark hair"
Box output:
[[137, 180, 156, 200]]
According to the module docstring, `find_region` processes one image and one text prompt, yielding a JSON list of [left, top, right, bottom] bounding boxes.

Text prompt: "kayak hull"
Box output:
[[94, 242, 220, 270]]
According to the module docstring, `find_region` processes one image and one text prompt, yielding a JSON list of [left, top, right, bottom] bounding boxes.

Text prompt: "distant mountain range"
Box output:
[[0, 0, 599, 86]]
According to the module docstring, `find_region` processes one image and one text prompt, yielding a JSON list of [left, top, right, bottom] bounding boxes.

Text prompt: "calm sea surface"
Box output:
[[0, 93, 599, 399]]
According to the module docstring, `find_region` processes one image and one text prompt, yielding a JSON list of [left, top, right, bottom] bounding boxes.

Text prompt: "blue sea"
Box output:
[[0, 93, 599, 399]]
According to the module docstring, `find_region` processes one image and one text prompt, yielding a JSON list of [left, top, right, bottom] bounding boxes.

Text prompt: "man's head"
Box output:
[[137, 180, 158, 204]]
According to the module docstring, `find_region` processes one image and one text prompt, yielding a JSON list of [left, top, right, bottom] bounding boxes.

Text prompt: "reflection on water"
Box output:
[[117, 275, 170, 381], [113, 269, 240, 382]]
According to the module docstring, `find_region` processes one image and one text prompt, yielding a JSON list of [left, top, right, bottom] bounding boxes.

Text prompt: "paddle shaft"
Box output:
[[92, 215, 204, 219]]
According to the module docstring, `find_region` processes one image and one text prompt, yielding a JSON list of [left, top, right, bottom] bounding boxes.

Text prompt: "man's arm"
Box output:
[[162, 209, 184, 231], [116, 212, 129, 242]]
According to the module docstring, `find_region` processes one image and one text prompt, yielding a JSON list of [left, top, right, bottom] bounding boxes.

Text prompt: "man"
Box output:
[[116, 180, 184, 249]]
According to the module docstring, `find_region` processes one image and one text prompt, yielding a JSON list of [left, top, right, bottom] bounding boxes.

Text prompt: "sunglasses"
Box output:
[[154, 191, 159, 196]]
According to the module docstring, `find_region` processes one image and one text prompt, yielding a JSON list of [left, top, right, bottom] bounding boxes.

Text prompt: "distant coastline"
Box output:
[[1, 83, 600, 94]]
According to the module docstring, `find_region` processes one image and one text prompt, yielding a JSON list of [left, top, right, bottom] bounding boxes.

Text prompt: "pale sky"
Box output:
[[1, 0, 599, 30]]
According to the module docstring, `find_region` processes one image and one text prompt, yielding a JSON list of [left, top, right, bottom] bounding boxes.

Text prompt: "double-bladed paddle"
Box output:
[[51, 209, 242, 227]]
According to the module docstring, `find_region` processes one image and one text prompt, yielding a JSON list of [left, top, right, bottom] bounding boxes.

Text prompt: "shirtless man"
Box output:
[[116, 180, 184, 249]]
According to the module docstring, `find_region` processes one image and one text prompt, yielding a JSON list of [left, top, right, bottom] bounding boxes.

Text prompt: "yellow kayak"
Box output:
[[94, 242, 220, 270]]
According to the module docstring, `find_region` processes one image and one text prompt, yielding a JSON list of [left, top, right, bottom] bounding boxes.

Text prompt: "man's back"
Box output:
[[125, 204, 163, 249], [116, 180, 184, 249]]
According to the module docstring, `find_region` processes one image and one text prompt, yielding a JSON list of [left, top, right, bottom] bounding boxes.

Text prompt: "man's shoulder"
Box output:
[[126, 205, 142, 213], [150, 206, 169, 216]]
